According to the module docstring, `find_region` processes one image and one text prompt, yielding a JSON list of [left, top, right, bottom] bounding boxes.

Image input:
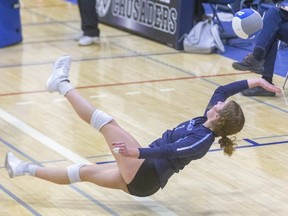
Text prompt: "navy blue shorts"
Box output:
[[127, 159, 161, 197]]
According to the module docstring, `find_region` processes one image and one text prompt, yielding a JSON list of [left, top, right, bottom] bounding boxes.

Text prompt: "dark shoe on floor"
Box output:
[[232, 54, 264, 74], [241, 86, 276, 97]]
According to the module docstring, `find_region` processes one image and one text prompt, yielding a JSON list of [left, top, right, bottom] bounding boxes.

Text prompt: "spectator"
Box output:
[[75, 0, 100, 46]]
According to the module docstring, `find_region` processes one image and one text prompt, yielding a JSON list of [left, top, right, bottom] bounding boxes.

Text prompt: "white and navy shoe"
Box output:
[[5, 152, 28, 178], [46, 55, 71, 93]]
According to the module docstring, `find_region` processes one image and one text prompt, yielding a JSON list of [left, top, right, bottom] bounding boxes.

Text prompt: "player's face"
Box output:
[[207, 101, 228, 120], [213, 101, 227, 112]]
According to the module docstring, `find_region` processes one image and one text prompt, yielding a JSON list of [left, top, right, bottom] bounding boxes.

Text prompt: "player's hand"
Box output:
[[248, 78, 281, 94], [112, 142, 139, 158], [259, 78, 281, 93]]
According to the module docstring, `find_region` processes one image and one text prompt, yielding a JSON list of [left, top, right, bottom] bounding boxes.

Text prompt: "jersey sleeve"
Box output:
[[138, 132, 214, 159], [204, 80, 249, 116]]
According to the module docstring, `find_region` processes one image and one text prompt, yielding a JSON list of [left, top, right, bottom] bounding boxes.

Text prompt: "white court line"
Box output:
[[16, 101, 35, 105], [53, 98, 67, 103], [282, 90, 288, 107], [159, 88, 175, 92], [90, 94, 107, 99], [0, 108, 177, 216], [125, 91, 142, 95], [0, 108, 90, 164]]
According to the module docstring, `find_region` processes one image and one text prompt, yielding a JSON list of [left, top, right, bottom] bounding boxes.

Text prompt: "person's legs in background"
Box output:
[[241, 40, 278, 96], [232, 7, 288, 96], [77, 0, 100, 46]]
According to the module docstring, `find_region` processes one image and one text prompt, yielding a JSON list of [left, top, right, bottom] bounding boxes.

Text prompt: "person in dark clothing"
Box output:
[[76, 0, 100, 46], [5, 56, 281, 197]]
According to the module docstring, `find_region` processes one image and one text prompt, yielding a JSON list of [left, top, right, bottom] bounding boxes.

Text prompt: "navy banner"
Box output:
[[0, 0, 22, 48], [96, 0, 195, 50]]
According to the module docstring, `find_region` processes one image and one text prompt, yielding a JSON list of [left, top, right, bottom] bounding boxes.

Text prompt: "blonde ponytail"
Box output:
[[218, 136, 237, 156]]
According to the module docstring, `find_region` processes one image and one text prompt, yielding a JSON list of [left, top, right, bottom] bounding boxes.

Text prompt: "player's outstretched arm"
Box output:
[[247, 78, 281, 94]]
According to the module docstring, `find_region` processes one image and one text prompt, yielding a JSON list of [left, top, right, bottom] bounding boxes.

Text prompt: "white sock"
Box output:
[[27, 164, 38, 176], [23, 163, 38, 176], [59, 81, 73, 96]]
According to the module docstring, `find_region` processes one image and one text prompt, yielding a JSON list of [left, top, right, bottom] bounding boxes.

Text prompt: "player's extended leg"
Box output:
[[64, 89, 145, 184], [37, 162, 130, 192], [46, 55, 145, 184], [5, 152, 129, 193], [4, 56, 145, 194]]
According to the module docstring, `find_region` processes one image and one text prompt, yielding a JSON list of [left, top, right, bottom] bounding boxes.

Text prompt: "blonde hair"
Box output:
[[212, 100, 245, 156]]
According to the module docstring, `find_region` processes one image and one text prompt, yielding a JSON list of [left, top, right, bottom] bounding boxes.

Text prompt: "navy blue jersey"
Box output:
[[138, 80, 249, 188]]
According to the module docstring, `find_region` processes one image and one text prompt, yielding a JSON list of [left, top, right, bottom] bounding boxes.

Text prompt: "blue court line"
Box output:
[[209, 138, 288, 153], [243, 138, 262, 146], [0, 137, 119, 216], [65, 0, 77, 4], [251, 134, 288, 140], [2, 135, 288, 166], [243, 138, 288, 146], [68, 185, 119, 216], [0, 184, 41, 216]]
